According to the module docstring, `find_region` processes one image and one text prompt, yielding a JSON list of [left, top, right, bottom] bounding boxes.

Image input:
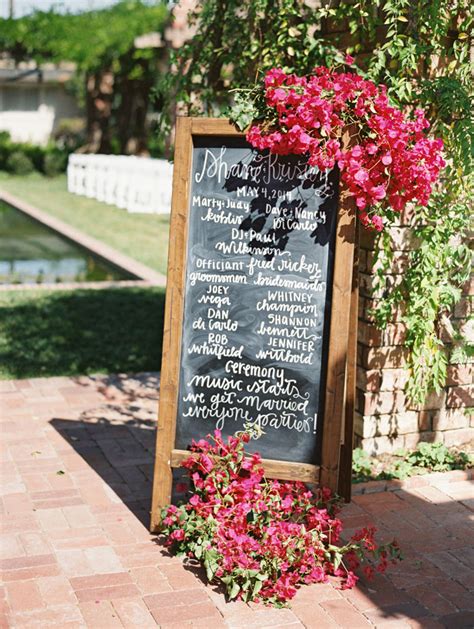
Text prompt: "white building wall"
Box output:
[[0, 84, 80, 145]]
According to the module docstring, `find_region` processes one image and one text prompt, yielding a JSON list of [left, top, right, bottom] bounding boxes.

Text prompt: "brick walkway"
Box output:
[[1, 374, 473, 628]]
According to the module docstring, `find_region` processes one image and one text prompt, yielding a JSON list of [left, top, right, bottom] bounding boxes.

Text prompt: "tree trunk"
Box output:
[[81, 70, 114, 153], [116, 54, 153, 155]]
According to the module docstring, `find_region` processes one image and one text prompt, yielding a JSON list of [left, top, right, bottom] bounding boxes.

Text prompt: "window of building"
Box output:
[[2, 87, 40, 112]]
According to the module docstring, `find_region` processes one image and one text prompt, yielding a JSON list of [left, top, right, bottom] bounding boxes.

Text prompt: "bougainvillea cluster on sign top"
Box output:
[[161, 429, 402, 607], [240, 63, 445, 231]]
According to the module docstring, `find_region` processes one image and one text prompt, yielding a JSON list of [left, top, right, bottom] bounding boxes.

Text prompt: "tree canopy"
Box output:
[[0, 1, 169, 154], [1, 1, 168, 69]]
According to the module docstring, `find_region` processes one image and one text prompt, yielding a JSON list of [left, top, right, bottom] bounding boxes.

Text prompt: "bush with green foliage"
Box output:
[[0, 132, 70, 176], [352, 449, 374, 483], [43, 150, 67, 177], [52, 118, 86, 150], [352, 443, 473, 482], [6, 151, 34, 176], [405, 442, 472, 472]]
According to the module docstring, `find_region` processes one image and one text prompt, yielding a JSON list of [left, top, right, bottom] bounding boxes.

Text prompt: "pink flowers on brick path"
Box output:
[[246, 66, 445, 231], [161, 430, 402, 606]]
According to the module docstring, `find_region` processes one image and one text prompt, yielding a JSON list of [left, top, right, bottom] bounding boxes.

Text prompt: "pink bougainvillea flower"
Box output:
[[160, 431, 402, 606], [245, 66, 444, 230], [371, 215, 384, 231]]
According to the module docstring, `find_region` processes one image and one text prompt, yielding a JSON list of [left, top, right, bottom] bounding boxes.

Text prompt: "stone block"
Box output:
[[358, 248, 368, 273], [360, 435, 405, 455], [358, 296, 368, 320], [359, 272, 403, 299], [446, 385, 474, 408], [409, 390, 446, 411], [357, 415, 377, 438], [369, 411, 419, 438], [359, 228, 376, 250], [402, 432, 422, 450], [399, 203, 417, 225], [383, 322, 407, 345], [459, 318, 474, 343], [403, 431, 441, 449], [418, 411, 433, 432], [432, 409, 471, 431], [356, 366, 380, 390], [379, 368, 409, 391], [369, 274, 389, 299], [358, 320, 383, 346], [393, 411, 420, 435], [446, 363, 474, 386], [366, 249, 409, 275], [461, 275, 474, 296], [454, 297, 472, 318], [442, 428, 474, 448], [361, 390, 406, 415], [387, 226, 419, 251], [358, 413, 412, 438], [358, 322, 406, 348], [361, 346, 410, 369], [354, 412, 364, 439]]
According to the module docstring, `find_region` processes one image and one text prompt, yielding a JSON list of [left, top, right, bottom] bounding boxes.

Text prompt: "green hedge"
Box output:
[[0, 132, 70, 176]]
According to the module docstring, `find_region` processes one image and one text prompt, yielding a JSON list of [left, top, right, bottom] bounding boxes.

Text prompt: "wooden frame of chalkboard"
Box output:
[[150, 117, 358, 532]]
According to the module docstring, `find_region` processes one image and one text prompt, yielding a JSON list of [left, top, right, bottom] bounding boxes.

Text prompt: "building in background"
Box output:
[[0, 58, 81, 145]]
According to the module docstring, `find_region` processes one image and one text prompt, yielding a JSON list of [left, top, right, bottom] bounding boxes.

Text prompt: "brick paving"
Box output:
[[1, 374, 473, 628]]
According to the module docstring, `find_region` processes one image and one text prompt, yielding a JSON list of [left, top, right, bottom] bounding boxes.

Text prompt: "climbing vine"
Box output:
[[358, 0, 474, 404], [161, 0, 473, 404]]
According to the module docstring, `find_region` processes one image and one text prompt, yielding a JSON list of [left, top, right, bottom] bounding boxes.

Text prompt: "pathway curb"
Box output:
[[0, 188, 167, 287]]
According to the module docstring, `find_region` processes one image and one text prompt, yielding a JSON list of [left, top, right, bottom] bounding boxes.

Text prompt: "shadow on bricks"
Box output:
[[45, 379, 474, 627], [49, 374, 161, 527], [339, 483, 474, 628]]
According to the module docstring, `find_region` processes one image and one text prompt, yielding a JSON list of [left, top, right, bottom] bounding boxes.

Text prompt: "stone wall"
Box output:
[[355, 216, 473, 454]]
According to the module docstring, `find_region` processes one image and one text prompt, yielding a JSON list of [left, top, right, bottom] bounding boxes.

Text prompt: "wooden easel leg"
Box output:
[[338, 227, 359, 501]]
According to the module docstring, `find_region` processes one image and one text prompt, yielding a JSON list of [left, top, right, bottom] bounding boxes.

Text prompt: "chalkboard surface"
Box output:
[[175, 136, 339, 465]]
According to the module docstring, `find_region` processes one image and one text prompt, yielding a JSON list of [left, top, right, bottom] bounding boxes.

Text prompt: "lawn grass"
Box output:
[[0, 287, 165, 379], [0, 172, 170, 275]]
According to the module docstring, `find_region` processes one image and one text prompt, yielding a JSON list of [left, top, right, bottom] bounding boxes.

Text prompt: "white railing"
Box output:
[[67, 153, 173, 214]]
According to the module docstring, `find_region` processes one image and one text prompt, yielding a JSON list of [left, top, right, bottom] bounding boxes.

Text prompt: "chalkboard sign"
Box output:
[[151, 118, 357, 531]]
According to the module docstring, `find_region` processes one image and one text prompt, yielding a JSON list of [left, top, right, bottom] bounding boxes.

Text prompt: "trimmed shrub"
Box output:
[[0, 131, 70, 175], [6, 151, 34, 175], [25, 145, 48, 173], [43, 150, 67, 177]]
